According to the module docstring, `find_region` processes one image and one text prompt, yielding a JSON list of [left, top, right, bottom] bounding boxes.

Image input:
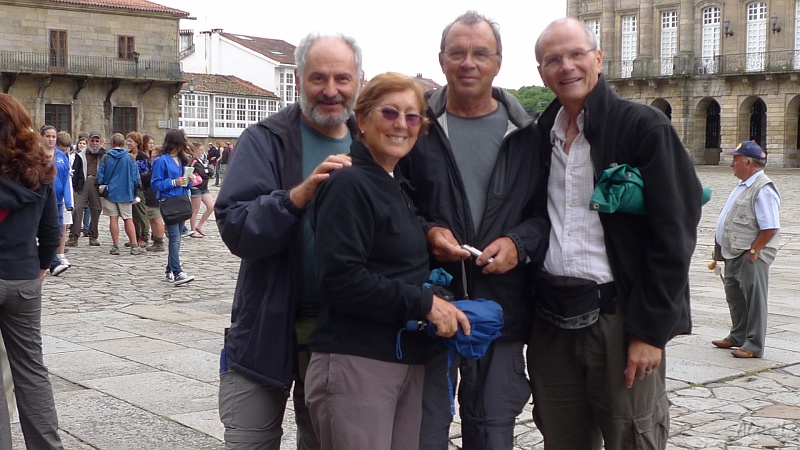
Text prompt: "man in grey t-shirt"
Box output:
[[399, 10, 549, 450]]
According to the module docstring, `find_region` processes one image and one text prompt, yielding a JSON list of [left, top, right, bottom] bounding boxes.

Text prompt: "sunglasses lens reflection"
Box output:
[[379, 107, 421, 127]]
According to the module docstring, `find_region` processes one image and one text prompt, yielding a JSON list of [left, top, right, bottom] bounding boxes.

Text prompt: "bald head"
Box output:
[[535, 18, 597, 65]]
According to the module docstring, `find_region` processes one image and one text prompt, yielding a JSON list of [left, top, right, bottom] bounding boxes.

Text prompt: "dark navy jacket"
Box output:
[[399, 86, 550, 343], [215, 103, 358, 387]]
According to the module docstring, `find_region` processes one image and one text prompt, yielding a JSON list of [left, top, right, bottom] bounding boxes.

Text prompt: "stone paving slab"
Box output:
[[126, 348, 219, 383], [45, 349, 158, 382], [83, 372, 218, 417]]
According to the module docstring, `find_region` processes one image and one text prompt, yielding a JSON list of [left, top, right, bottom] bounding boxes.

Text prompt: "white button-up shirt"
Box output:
[[715, 170, 781, 245], [543, 107, 613, 283]]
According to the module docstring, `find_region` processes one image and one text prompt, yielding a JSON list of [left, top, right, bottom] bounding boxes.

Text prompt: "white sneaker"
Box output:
[[51, 264, 69, 276], [173, 271, 195, 286], [163, 272, 175, 283], [59, 255, 71, 267]]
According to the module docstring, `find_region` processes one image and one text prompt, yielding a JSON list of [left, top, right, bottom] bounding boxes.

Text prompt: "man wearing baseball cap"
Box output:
[[66, 132, 106, 246], [712, 140, 781, 358]]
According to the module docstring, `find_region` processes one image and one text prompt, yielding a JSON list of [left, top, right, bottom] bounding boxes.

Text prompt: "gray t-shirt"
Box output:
[[299, 120, 352, 316], [446, 103, 509, 231]]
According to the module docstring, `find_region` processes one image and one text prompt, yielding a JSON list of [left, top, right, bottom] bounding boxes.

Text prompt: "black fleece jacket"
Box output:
[[0, 176, 60, 279], [537, 75, 702, 347], [310, 140, 433, 364]]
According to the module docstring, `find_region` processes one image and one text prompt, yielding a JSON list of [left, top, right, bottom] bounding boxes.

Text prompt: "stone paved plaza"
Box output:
[[9, 165, 800, 449]]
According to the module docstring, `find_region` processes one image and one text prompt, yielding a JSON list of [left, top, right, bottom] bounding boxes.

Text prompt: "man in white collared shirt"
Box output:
[[529, 18, 703, 450], [712, 141, 780, 358]]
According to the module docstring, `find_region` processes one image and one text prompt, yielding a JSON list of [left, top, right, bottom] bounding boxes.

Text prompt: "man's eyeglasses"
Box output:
[[444, 49, 498, 64], [373, 106, 423, 127], [541, 48, 597, 69]]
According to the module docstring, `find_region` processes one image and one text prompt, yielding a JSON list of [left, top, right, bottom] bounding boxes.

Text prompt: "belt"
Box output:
[[598, 282, 617, 315]]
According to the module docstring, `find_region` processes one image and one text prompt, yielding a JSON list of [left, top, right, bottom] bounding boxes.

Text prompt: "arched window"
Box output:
[[705, 102, 721, 148], [749, 100, 766, 148]]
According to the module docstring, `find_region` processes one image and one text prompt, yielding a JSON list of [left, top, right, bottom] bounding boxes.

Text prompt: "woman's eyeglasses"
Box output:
[[373, 106, 423, 127]]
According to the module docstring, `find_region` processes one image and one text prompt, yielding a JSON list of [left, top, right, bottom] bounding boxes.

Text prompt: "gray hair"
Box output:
[[439, 10, 503, 57], [535, 18, 598, 64], [295, 32, 363, 82], [110, 133, 125, 148]]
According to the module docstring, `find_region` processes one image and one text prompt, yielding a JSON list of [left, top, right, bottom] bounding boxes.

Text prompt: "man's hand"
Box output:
[[426, 295, 471, 338], [289, 153, 352, 209], [476, 236, 518, 274], [426, 226, 470, 262], [624, 336, 663, 388]]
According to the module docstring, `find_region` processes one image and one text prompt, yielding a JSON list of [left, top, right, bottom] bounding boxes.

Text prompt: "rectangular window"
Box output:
[[279, 69, 295, 105], [585, 19, 601, 48], [795, 1, 800, 68], [701, 7, 721, 73], [746, 2, 767, 71], [118, 36, 135, 60], [49, 30, 67, 70], [213, 95, 273, 131], [112, 107, 137, 135], [179, 93, 209, 135], [45, 104, 71, 133], [660, 11, 678, 75], [621, 15, 637, 78]]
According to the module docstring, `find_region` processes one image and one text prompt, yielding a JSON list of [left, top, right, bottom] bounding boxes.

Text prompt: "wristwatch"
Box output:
[[749, 248, 757, 255]]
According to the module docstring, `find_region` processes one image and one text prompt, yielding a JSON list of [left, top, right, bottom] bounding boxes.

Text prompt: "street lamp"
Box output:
[[188, 79, 196, 93], [771, 13, 781, 34], [723, 18, 734, 38]]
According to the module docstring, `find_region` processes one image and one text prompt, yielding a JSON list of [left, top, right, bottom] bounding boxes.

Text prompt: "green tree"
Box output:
[[507, 86, 556, 113]]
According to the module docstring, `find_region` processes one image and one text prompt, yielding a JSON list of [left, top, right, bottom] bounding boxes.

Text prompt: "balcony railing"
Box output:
[[604, 50, 800, 80], [0, 50, 182, 81]]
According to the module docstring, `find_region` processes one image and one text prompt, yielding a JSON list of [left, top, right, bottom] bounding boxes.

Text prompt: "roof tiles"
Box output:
[[44, 0, 188, 16]]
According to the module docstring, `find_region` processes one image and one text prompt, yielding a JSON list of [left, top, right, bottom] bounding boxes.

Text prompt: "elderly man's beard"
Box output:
[[87, 145, 102, 154], [299, 92, 356, 127]]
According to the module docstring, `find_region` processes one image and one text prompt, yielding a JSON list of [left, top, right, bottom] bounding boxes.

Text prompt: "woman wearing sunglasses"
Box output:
[[305, 72, 470, 450]]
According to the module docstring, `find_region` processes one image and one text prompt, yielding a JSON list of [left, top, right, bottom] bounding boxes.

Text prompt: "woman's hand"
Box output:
[[426, 295, 471, 338], [175, 176, 186, 187]]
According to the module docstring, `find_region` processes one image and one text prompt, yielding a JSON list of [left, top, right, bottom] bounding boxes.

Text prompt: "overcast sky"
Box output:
[[156, 0, 568, 89]]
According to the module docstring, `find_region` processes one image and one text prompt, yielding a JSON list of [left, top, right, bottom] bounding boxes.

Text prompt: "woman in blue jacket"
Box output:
[[40, 125, 72, 276], [150, 129, 195, 286]]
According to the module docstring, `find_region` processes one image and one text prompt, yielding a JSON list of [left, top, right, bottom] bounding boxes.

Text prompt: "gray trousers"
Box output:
[[218, 368, 318, 450], [527, 313, 669, 450], [305, 353, 424, 450], [69, 181, 101, 239], [0, 279, 63, 450], [724, 253, 770, 357], [419, 340, 531, 450]]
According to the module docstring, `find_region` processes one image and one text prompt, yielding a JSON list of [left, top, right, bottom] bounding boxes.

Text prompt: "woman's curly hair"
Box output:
[[0, 94, 54, 190]]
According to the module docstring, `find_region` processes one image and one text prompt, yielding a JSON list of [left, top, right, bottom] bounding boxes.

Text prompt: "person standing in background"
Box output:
[[40, 126, 72, 276], [712, 140, 780, 359]]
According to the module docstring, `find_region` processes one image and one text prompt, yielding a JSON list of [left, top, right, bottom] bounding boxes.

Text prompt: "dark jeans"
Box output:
[[165, 222, 183, 275]]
